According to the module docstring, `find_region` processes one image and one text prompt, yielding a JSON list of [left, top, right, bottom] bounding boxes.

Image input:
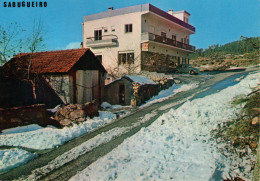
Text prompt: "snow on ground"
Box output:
[[0, 111, 116, 150], [0, 148, 37, 173], [140, 83, 199, 108], [22, 112, 158, 180], [70, 72, 259, 181], [126, 75, 156, 85], [23, 127, 130, 180], [1, 124, 43, 135]]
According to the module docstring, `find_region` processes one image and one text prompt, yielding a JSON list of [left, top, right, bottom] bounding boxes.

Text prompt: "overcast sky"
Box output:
[[0, 0, 259, 51]]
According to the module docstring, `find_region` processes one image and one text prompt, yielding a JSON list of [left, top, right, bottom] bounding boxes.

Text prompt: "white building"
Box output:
[[82, 4, 195, 80]]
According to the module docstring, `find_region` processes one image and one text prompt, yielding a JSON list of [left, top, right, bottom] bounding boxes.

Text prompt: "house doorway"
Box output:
[[119, 84, 125, 104]]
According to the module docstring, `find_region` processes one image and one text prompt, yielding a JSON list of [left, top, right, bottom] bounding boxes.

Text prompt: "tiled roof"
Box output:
[[4, 48, 92, 74]]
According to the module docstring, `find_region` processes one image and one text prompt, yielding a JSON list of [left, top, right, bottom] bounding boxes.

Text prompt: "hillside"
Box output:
[[190, 37, 260, 71]]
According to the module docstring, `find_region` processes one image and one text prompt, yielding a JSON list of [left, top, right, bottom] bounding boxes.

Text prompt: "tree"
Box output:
[[0, 22, 24, 66], [25, 20, 46, 101], [104, 47, 141, 80], [26, 20, 45, 80], [1, 20, 46, 102]]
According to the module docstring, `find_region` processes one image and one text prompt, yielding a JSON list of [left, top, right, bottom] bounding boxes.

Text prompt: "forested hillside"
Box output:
[[190, 36, 260, 70], [191, 36, 260, 59]]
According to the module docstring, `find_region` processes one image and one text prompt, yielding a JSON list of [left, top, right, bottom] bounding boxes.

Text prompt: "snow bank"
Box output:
[[101, 102, 112, 109], [1, 124, 43, 135], [24, 127, 131, 180], [0, 111, 116, 150], [70, 72, 259, 181], [0, 149, 37, 173], [126, 75, 156, 85], [24, 111, 159, 180], [140, 83, 198, 108]]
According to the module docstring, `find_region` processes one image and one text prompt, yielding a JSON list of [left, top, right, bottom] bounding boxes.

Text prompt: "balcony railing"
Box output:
[[86, 35, 118, 48], [141, 32, 195, 52]]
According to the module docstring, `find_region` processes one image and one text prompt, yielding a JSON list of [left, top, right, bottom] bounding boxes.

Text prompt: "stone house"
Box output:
[[104, 75, 159, 106], [1, 48, 107, 108], [83, 4, 196, 81]]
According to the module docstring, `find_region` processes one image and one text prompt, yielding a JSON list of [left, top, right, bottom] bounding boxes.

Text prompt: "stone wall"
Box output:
[[141, 51, 178, 72], [0, 104, 50, 132], [104, 75, 175, 106], [131, 83, 159, 106], [131, 79, 175, 106]]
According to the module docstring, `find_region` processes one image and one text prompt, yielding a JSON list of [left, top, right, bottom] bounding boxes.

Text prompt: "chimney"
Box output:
[[108, 7, 114, 11], [168, 9, 174, 15]]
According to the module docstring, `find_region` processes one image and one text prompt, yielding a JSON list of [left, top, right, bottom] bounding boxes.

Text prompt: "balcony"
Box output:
[[141, 32, 195, 52], [86, 35, 118, 48]]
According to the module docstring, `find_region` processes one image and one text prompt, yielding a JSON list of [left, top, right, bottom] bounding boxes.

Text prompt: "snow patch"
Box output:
[[0, 111, 116, 150], [140, 83, 199, 108], [0, 149, 37, 173], [126, 75, 156, 85], [1, 124, 43, 135], [70, 72, 259, 181], [101, 102, 112, 109]]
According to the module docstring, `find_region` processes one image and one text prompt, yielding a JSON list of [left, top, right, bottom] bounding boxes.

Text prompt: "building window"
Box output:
[[161, 32, 166, 42], [125, 24, 133, 33], [111, 26, 115, 32], [104, 28, 108, 33], [172, 35, 176, 41], [118, 52, 134, 65], [94, 29, 102, 40], [96, 55, 102, 64]]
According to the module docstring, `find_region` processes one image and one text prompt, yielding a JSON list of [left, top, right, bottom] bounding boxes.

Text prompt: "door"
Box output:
[[75, 70, 99, 104], [119, 84, 125, 104]]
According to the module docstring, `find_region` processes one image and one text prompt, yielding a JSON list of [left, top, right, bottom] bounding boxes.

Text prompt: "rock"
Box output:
[[60, 119, 73, 126], [59, 108, 70, 117], [70, 110, 85, 120], [76, 104, 83, 109], [69, 104, 77, 109], [83, 100, 99, 118], [252, 117, 259, 125], [77, 118, 85, 122], [54, 114, 64, 121]]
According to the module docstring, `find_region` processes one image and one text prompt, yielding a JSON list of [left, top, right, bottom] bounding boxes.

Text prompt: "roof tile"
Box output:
[[10, 48, 89, 74]]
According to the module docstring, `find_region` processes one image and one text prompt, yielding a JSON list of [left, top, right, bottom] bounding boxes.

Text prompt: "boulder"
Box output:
[[76, 104, 83, 109], [70, 110, 85, 120], [54, 114, 64, 121], [59, 108, 70, 117], [83, 100, 99, 118], [69, 104, 77, 109]]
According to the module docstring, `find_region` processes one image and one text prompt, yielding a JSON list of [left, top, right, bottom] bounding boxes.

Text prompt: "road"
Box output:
[[0, 69, 256, 181]]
